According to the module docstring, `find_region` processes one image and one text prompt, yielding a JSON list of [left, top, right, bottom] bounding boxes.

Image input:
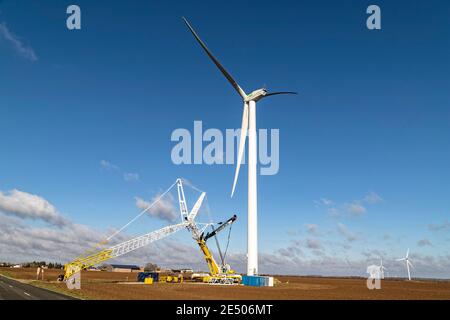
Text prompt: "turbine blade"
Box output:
[[264, 91, 298, 98], [231, 103, 249, 197], [396, 258, 405, 261], [408, 261, 413, 268], [406, 248, 409, 258], [182, 17, 247, 100], [187, 192, 206, 221]]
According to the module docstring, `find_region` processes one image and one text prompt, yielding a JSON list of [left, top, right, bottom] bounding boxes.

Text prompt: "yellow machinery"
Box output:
[[61, 178, 240, 289], [195, 236, 241, 284], [159, 275, 183, 283], [63, 246, 113, 281], [61, 221, 189, 288], [190, 213, 241, 284], [176, 179, 241, 284]]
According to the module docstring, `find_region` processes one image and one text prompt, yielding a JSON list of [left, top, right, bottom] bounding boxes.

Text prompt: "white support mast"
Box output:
[[247, 100, 258, 275]]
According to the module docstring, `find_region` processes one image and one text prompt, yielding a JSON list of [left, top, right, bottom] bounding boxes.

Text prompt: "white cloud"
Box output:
[[286, 229, 299, 236], [0, 189, 68, 227], [100, 160, 120, 171], [320, 198, 333, 206], [363, 192, 383, 204], [345, 192, 383, 215], [429, 220, 450, 232], [123, 172, 139, 182], [337, 223, 359, 242], [305, 224, 319, 235], [101, 160, 140, 183], [135, 193, 178, 223], [0, 22, 38, 61], [1, 209, 450, 278], [327, 207, 340, 217], [306, 238, 322, 250], [418, 238, 432, 247], [345, 202, 367, 216], [0, 214, 104, 263], [321, 192, 383, 218]]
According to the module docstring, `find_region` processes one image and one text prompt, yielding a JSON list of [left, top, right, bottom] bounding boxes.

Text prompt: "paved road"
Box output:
[[0, 275, 75, 300]]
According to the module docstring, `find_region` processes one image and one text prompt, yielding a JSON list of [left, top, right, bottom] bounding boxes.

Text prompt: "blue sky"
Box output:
[[0, 0, 449, 278]]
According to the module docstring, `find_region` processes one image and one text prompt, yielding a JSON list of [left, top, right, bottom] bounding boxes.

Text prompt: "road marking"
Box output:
[[24, 292, 31, 297]]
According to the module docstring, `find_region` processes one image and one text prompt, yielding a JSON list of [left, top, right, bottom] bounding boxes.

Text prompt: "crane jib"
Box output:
[[203, 215, 237, 242]]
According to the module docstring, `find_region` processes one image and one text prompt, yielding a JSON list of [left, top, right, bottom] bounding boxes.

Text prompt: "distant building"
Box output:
[[87, 266, 100, 271], [12, 264, 22, 268], [181, 269, 194, 273], [108, 264, 142, 273], [172, 268, 194, 273]]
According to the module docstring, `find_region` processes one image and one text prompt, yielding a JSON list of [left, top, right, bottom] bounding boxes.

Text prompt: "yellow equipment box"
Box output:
[[144, 278, 153, 284]]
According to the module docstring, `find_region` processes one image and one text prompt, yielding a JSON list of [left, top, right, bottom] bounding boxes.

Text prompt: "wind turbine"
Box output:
[[397, 248, 413, 281], [183, 18, 297, 276], [379, 258, 387, 279]]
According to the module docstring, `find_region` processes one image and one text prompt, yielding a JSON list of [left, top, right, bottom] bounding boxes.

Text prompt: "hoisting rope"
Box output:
[[222, 223, 233, 264], [212, 223, 225, 265], [181, 178, 205, 194], [73, 178, 226, 266], [74, 179, 178, 260], [198, 188, 232, 267], [105, 180, 178, 241]]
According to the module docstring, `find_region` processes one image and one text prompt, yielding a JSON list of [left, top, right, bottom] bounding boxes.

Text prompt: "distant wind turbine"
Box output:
[[396, 248, 413, 281], [379, 258, 387, 279], [183, 17, 297, 276]]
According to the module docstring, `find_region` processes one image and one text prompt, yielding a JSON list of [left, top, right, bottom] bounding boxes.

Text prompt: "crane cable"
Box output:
[[199, 192, 226, 266], [181, 178, 205, 194], [74, 179, 178, 260], [105, 179, 178, 241], [199, 190, 233, 267], [222, 223, 233, 264]]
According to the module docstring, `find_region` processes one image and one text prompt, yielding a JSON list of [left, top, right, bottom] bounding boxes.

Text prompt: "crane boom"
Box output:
[[64, 221, 188, 281], [203, 215, 237, 242]]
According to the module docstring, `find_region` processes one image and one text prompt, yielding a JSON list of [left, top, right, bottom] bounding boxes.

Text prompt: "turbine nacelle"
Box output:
[[245, 89, 268, 102]]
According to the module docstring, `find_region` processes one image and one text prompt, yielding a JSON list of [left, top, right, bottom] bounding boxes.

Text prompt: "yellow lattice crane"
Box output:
[[62, 178, 240, 288], [176, 179, 241, 284], [61, 221, 189, 288]]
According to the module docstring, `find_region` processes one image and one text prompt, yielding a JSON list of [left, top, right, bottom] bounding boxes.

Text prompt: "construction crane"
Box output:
[[62, 178, 240, 288], [201, 214, 237, 273], [176, 179, 241, 284], [62, 221, 189, 288]]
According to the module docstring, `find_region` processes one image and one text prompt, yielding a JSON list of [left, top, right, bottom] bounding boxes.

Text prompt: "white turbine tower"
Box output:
[[183, 18, 297, 276], [397, 248, 413, 281], [379, 258, 387, 279]]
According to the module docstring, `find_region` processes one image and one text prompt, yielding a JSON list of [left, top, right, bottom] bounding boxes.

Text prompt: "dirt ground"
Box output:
[[2, 267, 450, 300]]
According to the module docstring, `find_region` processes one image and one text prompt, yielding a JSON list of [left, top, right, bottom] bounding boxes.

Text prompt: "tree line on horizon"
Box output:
[[0, 261, 64, 269]]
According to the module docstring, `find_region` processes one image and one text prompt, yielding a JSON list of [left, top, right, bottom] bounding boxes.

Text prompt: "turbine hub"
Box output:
[[245, 88, 267, 102]]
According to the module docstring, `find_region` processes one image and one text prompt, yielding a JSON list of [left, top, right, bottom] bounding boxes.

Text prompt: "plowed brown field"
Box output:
[[2, 267, 449, 300]]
